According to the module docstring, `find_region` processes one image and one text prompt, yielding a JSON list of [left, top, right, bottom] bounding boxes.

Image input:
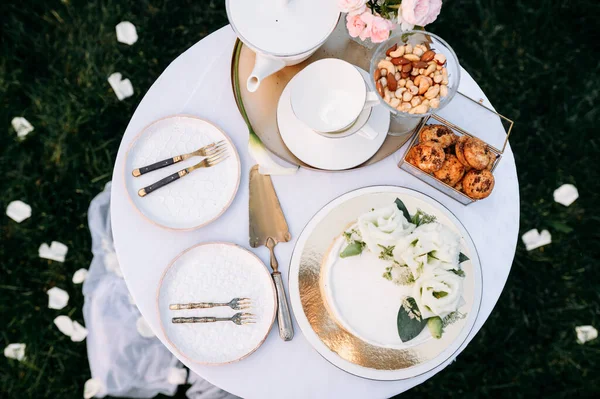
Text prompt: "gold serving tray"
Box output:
[[230, 19, 416, 171]]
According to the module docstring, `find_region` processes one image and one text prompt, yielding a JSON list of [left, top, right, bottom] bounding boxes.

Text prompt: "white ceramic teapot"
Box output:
[[226, 0, 340, 92]]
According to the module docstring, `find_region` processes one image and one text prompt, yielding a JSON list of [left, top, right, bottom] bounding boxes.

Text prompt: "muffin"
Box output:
[[433, 154, 466, 186], [462, 169, 495, 199], [419, 124, 457, 148], [407, 141, 446, 173]]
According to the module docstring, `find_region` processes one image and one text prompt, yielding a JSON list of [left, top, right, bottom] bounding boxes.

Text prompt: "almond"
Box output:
[[374, 69, 381, 81], [414, 61, 428, 69], [386, 73, 397, 91], [391, 56, 411, 65], [376, 81, 384, 97], [401, 63, 412, 73], [421, 50, 435, 62], [386, 44, 398, 57]]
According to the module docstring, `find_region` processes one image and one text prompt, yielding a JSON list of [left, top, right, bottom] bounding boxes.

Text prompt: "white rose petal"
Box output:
[[72, 268, 88, 284], [39, 241, 69, 262], [105, 252, 123, 277], [136, 316, 155, 338], [83, 378, 103, 399], [54, 315, 75, 336], [11, 117, 34, 139], [115, 21, 138, 45], [358, 205, 414, 253], [553, 184, 579, 207], [71, 321, 88, 342], [575, 325, 598, 344], [4, 343, 26, 361], [412, 268, 463, 319], [6, 200, 32, 223], [167, 367, 187, 385], [128, 293, 136, 305], [108, 72, 134, 101], [521, 229, 552, 251], [47, 287, 69, 310]]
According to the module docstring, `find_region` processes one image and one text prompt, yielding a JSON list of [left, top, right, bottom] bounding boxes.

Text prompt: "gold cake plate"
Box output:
[[288, 186, 483, 380], [230, 19, 416, 171]]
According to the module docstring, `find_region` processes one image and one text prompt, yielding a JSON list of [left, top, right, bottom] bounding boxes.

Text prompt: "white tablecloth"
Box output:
[[111, 26, 519, 399]]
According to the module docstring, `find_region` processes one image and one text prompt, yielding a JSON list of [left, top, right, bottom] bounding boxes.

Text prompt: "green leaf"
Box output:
[[450, 269, 466, 277], [432, 291, 448, 299], [411, 209, 437, 226], [378, 244, 395, 260], [382, 267, 393, 281], [458, 252, 470, 263], [395, 198, 411, 222], [397, 297, 427, 342], [548, 220, 574, 234], [340, 241, 365, 258]]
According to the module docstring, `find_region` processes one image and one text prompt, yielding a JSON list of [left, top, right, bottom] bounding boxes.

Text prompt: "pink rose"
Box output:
[[401, 0, 443, 27], [338, 0, 367, 15], [346, 13, 367, 38], [360, 11, 395, 43]]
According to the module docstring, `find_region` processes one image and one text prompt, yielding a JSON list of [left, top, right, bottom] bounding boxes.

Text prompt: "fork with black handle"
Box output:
[[132, 140, 226, 177], [138, 148, 230, 197]]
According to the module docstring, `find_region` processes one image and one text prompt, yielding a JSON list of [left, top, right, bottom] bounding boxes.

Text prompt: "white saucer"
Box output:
[[124, 115, 241, 230], [277, 68, 390, 171], [157, 242, 277, 365]]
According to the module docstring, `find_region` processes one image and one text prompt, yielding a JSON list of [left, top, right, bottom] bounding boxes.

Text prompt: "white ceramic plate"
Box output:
[[277, 68, 390, 170], [288, 186, 483, 380], [124, 115, 241, 230], [157, 242, 277, 365]]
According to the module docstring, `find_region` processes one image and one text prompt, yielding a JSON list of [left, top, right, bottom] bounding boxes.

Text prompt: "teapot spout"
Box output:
[[247, 53, 287, 92]]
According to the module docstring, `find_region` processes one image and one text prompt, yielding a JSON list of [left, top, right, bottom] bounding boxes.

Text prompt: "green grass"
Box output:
[[1, 0, 599, 398]]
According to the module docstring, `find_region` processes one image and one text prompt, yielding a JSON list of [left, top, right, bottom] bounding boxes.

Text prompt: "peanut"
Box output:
[[380, 77, 387, 88], [402, 91, 413, 102], [434, 53, 446, 65], [441, 68, 448, 85], [409, 104, 429, 114], [410, 96, 422, 107], [395, 72, 401, 81], [400, 102, 412, 112], [398, 79, 406, 88], [411, 68, 419, 76], [424, 84, 440, 99], [433, 73, 443, 84], [384, 88, 392, 103], [421, 99, 430, 107], [381, 68, 387, 76], [440, 84, 448, 97], [390, 98, 400, 108], [429, 98, 440, 108]]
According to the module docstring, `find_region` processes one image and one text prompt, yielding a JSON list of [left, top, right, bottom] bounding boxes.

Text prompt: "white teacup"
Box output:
[[290, 59, 380, 139]]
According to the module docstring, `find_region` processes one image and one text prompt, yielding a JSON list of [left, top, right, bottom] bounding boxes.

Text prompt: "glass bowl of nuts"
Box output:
[[370, 30, 461, 132]]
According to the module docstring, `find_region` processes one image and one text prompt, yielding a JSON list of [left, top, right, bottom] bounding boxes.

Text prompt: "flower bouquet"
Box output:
[[339, 0, 443, 44]]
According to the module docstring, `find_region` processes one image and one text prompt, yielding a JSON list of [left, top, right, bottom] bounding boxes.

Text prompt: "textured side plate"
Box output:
[[288, 186, 483, 380]]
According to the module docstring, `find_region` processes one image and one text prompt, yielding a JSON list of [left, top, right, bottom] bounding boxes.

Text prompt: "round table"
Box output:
[[111, 26, 519, 399]]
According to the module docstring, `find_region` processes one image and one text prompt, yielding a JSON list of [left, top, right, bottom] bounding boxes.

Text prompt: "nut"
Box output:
[[425, 63, 437, 76], [409, 84, 419, 95], [401, 63, 412, 73], [386, 43, 398, 57], [413, 75, 422, 86], [434, 53, 447, 65], [414, 61, 428, 69], [403, 54, 420, 62], [440, 84, 448, 97], [386, 56, 392, 61], [433, 73, 443, 84], [436, 65, 442, 71], [412, 47, 424, 57], [386, 73, 397, 91], [410, 96, 422, 107], [429, 98, 440, 108], [381, 68, 387, 76], [401, 71, 410, 79], [395, 72, 401, 80], [411, 68, 419, 76], [384, 88, 392, 102], [402, 91, 413, 102], [395, 88, 406, 97], [425, 76, 433, 86], [389, 46, 405, 58], [404, 44, 413, 54], [409, 104, 429, 114], [377, 60, 396, 74], [400, 102, 412, 111], [405, 79, 415, 88], [418, 78, 431, 95], [380, 77, 387, 88], [441, 68, 449, 85], [376, 81, 384, 97], [421, 99, 430, 106], [398, 79, 406, 88], [424, 84, 440, 99], [374, 69, 381, 81], [421, 50, 435, 62], [392, 56, 411, 65], [390, 98, 400, 108]]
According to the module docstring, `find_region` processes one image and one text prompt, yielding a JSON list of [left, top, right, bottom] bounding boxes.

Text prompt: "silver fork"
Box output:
[[169, 298, 251, 311], [172, 312, 256, 325], [132, 141, 226, 177], [138, 149, 230, 197]]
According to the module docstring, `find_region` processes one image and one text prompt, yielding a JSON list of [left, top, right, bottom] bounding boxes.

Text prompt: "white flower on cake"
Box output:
[[412, 267, 463, 319], [357, 205, 414, 253], [393, 222, 460, 279]]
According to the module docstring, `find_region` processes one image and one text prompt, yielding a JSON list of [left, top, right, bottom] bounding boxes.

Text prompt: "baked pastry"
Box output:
[[454, 179, 464, 192], [462, 169, 495, 199], [407, 141, 445, 173], [454, 136, 470, 168], [419, 124, 457, 148], [463, 138, 491, 170], [486, 153, 496, 170], [433, 154, 466, 186]]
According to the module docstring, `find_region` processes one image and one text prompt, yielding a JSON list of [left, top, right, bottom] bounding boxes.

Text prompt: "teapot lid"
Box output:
[[226, 0, 340, 57]]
